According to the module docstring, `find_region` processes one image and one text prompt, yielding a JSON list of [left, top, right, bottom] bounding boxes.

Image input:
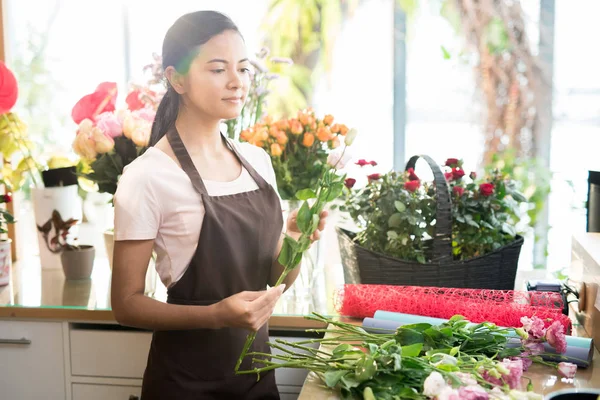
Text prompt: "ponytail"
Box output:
[[149, 85, 180, 146]]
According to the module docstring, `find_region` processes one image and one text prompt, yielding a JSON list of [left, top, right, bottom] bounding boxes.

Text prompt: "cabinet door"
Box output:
[[0, 320, 65, 399], [72, 384, 141, 400]]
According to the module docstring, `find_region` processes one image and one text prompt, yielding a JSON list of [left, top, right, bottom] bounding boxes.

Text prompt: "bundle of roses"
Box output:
[[71, 82, 156, 196], [240, 108, 357, 200], [341, 157, 528, 263]]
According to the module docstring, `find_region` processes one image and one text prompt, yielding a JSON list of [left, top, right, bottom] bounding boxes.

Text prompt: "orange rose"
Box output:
[[270, 143, 283, 157], [262, 115, 273, 125], [256, 127, 269, 141], [290, 119, 303, 135], [269, 125, 279, 138], [240, 129, 254, 142], [330, 136, 340, 149], [298, 113, 309, 125], [317, 127, 332, 142], [276, 119, 290, 131], [323, 114, 334, 125], [339, 124, 349, 135], [302, 133, 315, 147], [276, 132, 288, 145], [330, 124, 340, 134]]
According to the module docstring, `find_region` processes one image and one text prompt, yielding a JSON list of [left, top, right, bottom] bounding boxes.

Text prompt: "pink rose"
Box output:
[[95, 111, 123, 138], [344, 178, 356, 189], [355, 159, 369, 167], [545, 321, 567, 354], [453, 186, 465, 196], [511, 353, 533, 371], [501, 358, 524, 389], [367, 173, 381, 182], [132, 107, 156, 122], [557, 362, 577, 379], [457, 386, 489, 400], [521, 316, 546, 339], [524, 341, 545, 356]]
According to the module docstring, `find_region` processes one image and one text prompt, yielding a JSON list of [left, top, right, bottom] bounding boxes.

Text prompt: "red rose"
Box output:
[[404, 180, 420, 192], [344, 178, 356, 189], [453, 186, 464, 196], [407, 167, 419, 181], [369, 160, 378, 166], [0, 61, 18, 114], [72, 82, 118, 124], [2, 193, 12, 203], [126, 89, 145, 111], [445, 158, 459, 167], [444, 172, 453, 181], [479, 183, 495, 196], [469, 171, 477, 180], [451, 168, 465, 180], [367, 173, 381, 181], [356, 159, 370, 167]]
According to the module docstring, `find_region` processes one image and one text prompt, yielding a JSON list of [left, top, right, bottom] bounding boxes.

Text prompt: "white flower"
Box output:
[[423, 371, 447, 398], [326, 149, 352, 170], [344, 128, 358, 146], [437, 386, 460, 400]]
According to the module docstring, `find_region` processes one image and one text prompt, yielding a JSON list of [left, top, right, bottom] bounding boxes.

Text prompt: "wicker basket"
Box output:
[[337, 154, 524, 290]]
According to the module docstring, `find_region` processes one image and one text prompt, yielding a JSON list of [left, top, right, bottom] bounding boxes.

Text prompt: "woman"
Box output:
[[111, 10, 327, 399]]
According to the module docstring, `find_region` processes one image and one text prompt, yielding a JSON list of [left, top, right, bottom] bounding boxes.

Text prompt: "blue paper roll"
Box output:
[[372, 310, 592, 349]]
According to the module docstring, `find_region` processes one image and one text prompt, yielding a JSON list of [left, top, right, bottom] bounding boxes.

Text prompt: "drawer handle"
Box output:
[[0, 337, 31, 345]]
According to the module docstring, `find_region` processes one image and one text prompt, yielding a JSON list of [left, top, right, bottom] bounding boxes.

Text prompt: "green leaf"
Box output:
[[326, 182, 344, 201], [392, 353, 402, 371], [0, 210, 15, 224], [501, 222, 516, 237], [340, 374, 361, 389], [449, 346, 460, 356], [388, 213, 403, 228], [387, 230, 399, 240], [332, 343, 354, 358], [295, 188, 317, 200], [277, 236, 296, 267], [395, 328, 424, 345], [324, 370, 348, 388], [401, 343, 423, 357], [441, 45, 451, 59], [394, 201, 406, 212], [402, 323, 432, 332], [296, 202, 312, 235], [354, 356, 377, 382]]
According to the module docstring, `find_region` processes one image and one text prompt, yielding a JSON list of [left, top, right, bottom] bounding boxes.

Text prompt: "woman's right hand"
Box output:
[[214, 284, 286, 331]]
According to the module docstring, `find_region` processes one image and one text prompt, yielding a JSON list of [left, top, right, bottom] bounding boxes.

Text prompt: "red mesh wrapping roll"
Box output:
[[335, 284, 571, 332]]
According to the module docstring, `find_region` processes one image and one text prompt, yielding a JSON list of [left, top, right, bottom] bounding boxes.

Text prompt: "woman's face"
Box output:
[[177, 30, 251, 121]]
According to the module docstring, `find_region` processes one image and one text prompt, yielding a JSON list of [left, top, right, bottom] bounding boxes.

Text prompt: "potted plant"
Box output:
[[338, 155, 528, 290], [37, 209, 95, 280], [0, 182, 15, 286]]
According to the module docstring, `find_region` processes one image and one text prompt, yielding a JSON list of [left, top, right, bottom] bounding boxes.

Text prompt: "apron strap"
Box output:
[[222, 134, 269, 190], [167, 128, 209, 197], [166, 129, 270, 197]]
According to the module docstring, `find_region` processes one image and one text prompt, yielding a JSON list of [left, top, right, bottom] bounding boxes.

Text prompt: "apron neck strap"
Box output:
[[167, 128, 209, 197], [166, 129, 270, 196]]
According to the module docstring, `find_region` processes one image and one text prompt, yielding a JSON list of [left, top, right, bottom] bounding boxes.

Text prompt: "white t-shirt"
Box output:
[[113, 140, 282, 288]]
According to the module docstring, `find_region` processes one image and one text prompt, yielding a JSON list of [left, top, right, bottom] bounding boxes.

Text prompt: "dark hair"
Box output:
[[149, 11, 241, 146]]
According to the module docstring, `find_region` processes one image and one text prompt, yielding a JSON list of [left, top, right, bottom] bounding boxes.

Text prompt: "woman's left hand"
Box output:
[[286, 209, 328, 243]]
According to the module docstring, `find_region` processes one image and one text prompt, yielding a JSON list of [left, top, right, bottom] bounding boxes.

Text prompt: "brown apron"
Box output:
[[141, 129, 283, 399]]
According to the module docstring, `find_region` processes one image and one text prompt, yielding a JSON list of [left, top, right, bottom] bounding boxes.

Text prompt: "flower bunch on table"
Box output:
[[237, 313, 577, 400], [71, 82, 156, 196], [240, 108, 356, 200]]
